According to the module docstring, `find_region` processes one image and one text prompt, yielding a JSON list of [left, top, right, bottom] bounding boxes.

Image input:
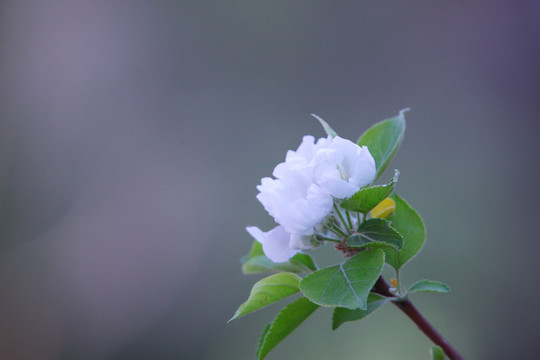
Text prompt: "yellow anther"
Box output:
[[370, 198, 396, 219], [390, 278, 398, 287]]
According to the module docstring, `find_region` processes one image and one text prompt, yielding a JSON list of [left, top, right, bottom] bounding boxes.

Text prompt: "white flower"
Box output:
[[251, 134, 377, 262]]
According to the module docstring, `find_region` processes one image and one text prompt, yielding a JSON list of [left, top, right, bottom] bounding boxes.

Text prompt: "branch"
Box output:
[[373, 276, 465, 360]]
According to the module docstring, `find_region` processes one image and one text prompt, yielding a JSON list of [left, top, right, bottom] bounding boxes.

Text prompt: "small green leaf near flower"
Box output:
[[312, 113, 338, 138], [346, 218, 403, 250], [340, 170, 399, 214]]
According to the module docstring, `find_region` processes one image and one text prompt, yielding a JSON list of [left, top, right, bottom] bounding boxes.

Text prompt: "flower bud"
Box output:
[[370, 198, 396, 219]]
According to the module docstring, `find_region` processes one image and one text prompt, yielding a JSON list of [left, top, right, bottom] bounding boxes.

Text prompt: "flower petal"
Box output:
[[246, 225, 299, 263], [348, 146, 377, 188], [310, 137, 376, 198], [279, 184, 333, 235]]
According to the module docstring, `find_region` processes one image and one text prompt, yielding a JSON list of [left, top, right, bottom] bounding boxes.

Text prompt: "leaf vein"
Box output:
[[320, 268, 341, 301], [339, 263, 362, 306]]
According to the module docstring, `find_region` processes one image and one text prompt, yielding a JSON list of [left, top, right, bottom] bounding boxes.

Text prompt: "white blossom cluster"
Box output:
[[247, 135, 377, 262]]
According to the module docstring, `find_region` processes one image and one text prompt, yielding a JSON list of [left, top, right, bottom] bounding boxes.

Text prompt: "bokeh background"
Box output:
[[1, 1, 539, 359]]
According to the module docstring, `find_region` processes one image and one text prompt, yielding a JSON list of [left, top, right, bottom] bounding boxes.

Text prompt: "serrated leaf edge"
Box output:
[[331, 293, 388, 330], [347, 219, 404, 250], [340, 170, 399, 213], [386, 192, 427, 271], [256, 297, 319, 360], [255, 323, 271, 359]]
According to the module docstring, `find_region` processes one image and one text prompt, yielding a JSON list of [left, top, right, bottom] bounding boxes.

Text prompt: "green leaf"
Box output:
[[407, 280, 451, 294], [299, 249, 385, 310], [230, 272, 301, 322], [256, 297, 319, 360], [346, 218, 403, 250], [256, 323, 271, 359], [357, 109, 407, 179], [340, 170, 399, 213], [332, 293, 388, 330], [311, 113, 338, 138], [384, 193, 426, 270], [242, 241, 317, 274], [430, 345, 445, 360]]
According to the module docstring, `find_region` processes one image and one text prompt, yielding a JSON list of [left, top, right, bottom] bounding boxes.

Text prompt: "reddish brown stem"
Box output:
[[373, 276, 465, 360]]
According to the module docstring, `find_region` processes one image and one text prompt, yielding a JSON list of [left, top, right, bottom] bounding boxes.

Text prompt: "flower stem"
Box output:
[[373, 276, 465, 360], [316, 235, 341, 243], [330, 224, 348, 238], [333, 204, 350, 232], [328, 226, 346, 239], [333, 225, 349, 239], [345, 210, 353, 230]]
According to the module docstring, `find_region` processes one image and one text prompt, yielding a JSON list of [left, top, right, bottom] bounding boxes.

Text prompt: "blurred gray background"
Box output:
[[0, 1, 539, 359]]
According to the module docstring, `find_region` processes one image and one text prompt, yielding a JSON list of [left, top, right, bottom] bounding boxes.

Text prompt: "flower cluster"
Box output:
[[246, 135, 376, 262]]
